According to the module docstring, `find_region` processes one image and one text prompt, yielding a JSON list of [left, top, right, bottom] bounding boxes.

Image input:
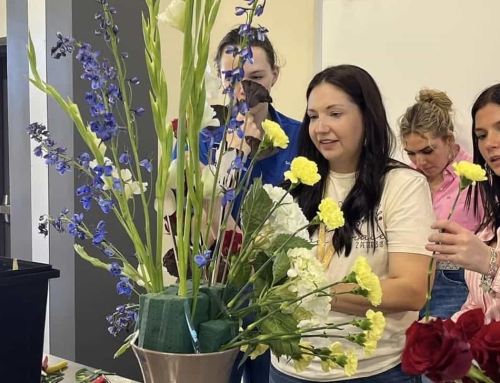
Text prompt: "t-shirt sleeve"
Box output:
[[383, 170, 436, 256]]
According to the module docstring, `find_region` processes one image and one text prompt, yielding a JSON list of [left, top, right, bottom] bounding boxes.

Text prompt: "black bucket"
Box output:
[[0, 257, 60, 383]]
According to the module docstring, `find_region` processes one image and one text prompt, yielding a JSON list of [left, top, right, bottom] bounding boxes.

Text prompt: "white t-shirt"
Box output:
[[272, 167, 436, 381]]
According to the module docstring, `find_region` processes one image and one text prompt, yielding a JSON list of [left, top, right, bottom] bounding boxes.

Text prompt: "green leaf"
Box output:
[[238, 344, 254, 369], [272, 251, 290, 286], [114, 331, 138, 358], [241, 178, 274, 237], [231, 261, 252, 288], [74, 244, 110, 272], [268, 234, 314, 254], [253, 252, 273, 296], [260, 311, 301, 358]]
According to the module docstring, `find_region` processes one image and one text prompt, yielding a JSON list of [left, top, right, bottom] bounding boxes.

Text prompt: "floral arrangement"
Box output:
[[28, 0, 387, 377], [402, 161, 499, 382]]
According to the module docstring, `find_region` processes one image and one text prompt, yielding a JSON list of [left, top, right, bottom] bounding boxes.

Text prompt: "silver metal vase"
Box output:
[[132, 342, 239, 383]]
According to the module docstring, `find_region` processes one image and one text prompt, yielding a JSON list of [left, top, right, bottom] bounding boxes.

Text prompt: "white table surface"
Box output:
[[47, 355, 140, 383]]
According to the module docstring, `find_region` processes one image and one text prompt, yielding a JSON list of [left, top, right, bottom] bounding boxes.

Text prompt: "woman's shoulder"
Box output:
[[381, 164, 430, 201], [384, 162, 427, 184]]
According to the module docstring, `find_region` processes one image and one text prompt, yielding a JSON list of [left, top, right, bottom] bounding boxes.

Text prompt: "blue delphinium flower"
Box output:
[[222, 189, 236, 207], [139, 159, 152, 173], [131, 107, 146, 117], [98, 196, 114, 214], [194, 250, 212, 268], [116, 277, 133, 296], [103, 245, 114, 257], [92, 220, 107, 245], [50, 32, 75, 59], [81, 195, 93, 211], [109, 262, 121, 277], [76, 185, 92, 196], [68, 213, 86, 239], [27, 123, 71, 175], [119, 151, 131, 164], [231, 157, 247, 172], [106, 303, 139, 337]]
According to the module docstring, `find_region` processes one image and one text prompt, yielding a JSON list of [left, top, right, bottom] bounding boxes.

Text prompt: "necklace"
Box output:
[[317, 223, 335, 269]]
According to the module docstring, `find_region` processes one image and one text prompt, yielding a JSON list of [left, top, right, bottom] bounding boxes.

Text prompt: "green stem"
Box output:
[[424, 187, 462, 322]]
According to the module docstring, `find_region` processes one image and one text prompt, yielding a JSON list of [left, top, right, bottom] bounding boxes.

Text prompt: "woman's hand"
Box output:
[[426, 220, 491, 275]]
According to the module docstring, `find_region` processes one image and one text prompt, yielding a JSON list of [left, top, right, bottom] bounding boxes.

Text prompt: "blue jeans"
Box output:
[[230, 349, 270, 383], [418, 269, 468, 320], [270, 363, 421, 383], [229, 286, 270, 383]]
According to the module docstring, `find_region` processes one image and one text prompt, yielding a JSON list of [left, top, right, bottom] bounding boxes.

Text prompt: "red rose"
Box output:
[[454, 308, 485, 341], [222, 230, 242, 257], [469, 321, 500, 381], [172, 118, 178, 138], [402, 319, 473, 382]]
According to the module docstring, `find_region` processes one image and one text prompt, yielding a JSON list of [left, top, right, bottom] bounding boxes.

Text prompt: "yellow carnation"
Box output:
[[365, 309, 385, 341], [452, 161, 487, 189], [284, 156, 321, 186], [293, 341, 314, 372], [361, 310, 385, 356], [239, 343, 269, 360], [318, 198, 345, 230], [350, 257, 382, 306], [262, 119, 289, 149], [363, 339, 377, 357], [321, 359, 338, 372], [344, 349, 358, 377], [320, 342, 345, 372]]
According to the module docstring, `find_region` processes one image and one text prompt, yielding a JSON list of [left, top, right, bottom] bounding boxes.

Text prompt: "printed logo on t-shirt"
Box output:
[[352, 207, 387, 251], [326, 203, 388, 254]]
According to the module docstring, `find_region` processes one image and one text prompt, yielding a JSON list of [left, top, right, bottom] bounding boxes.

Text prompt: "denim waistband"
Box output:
[[436, 261, 460, 271]]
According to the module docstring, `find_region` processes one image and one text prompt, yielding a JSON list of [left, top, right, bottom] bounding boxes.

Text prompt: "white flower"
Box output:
[[286, 247, 332, 321], [259, 185, 310, 244], [201, 164, 222, 199], [137, 264, 150, 287], [205, 64, 221, 103], [166, 159, 178, 190], [201, 102, 220, 130], [154, 188, 176, 217], [89, 157, 112, 170], [158, 0, 186, 32], [89, 158, 148, 200]]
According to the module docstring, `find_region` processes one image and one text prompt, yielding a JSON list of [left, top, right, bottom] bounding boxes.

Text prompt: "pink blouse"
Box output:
[[429, 148, 483, 232], [452, 226, 500, 323]]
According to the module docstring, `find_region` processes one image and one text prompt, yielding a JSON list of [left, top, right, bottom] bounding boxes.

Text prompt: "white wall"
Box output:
[[0, 0, 6, 38], [320, 0, 500, 161]]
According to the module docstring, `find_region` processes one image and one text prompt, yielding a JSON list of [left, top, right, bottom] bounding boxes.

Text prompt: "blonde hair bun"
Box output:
[[418, 89, 453, 112]]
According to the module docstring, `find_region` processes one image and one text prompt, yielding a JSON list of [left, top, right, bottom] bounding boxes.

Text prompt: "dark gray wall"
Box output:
[[7, 0, 157, 379], [46, 0, 76, 362]]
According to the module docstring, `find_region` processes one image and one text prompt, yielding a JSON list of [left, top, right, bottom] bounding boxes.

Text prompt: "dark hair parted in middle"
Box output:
[[291, 64, 406, 256]]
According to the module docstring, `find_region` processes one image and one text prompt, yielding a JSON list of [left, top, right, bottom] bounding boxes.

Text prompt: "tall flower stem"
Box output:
[[424, 187, 462, 321]]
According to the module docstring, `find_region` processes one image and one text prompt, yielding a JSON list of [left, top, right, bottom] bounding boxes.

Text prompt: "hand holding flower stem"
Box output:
[[424, 161, 487, 322]]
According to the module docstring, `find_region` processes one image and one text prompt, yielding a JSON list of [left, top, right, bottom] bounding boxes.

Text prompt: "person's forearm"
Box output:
[[331, 279, 428, 317]]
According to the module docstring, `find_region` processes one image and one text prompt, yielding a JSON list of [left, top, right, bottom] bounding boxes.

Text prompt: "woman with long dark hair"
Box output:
[[270, 65, 434, 383], [427, 83, 500, 324]]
